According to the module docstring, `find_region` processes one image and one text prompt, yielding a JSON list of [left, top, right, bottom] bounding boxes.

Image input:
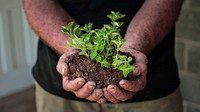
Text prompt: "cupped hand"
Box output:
[[56, 49, 106, 104], [103, 47, 148, 103]]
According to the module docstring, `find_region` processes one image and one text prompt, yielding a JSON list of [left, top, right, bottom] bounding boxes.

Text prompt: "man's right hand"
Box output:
[[56, 49, 106, 104]]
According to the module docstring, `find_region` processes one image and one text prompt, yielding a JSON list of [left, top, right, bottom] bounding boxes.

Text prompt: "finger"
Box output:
[[56, 61, 70, 77], [59, 49, 78, 63], [96, 97, 107, 104], [74, 81, 96, 98], [62, 77, 85, 91], [107, 85, 134, 101], [130, 49, 148, 64], [103, 88, 119, 103], [133, 62, 147, 76], [86, 89, 103, 101], [56, 50, 79, 76], [119, 74, 146, 92]]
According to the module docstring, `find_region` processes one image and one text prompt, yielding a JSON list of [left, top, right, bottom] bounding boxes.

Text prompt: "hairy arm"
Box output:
[[23, 0, 105, 103], [23, 0, 74, 54], [123, 0, 183, 55]]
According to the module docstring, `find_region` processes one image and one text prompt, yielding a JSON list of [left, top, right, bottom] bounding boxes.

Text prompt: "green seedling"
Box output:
[[62, 11, 135, 77]]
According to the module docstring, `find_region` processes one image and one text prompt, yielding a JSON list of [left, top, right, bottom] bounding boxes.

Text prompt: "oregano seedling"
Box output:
[[62, 11, 135, 77]]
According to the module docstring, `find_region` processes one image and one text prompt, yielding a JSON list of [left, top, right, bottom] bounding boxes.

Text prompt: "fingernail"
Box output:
[[88, 82, 96, 90], [99, 98, 107, 104], [77, 79, 85, 85], [108, 86, 115, 93], [119, 81, 127, 87], [77, 81, 84, 85], [61, 67, 66, 76], [95, 92, 102, 98], [88, 85, 95, 90], [108, 86, 114, 90]]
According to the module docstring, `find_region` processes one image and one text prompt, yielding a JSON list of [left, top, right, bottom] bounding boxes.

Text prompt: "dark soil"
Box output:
[[67, 53, 136, 89]]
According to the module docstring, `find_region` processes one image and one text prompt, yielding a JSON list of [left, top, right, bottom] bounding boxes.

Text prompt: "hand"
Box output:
[[56, 49, 106, 104], [103, 47, 148, 103]]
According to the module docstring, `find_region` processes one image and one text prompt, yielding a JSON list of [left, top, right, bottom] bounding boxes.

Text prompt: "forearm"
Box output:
[[124, 0, 183, 55], [23, 0, 74, 54]]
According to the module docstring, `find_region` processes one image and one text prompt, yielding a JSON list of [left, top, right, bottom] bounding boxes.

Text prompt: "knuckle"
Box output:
[[111, 98, 119, 103], [63, 84, 70, 91], [141, 64, 147, 71], [56, 65, 60, 72], [120, 93, 133, 101], [63, 81, 76, 91], [133, 69, 139, 75], [111, 99, 120, 103], [60, 55, 66, 61], [95, 89, 103, 97], [114, 92, 122, 98], [141, 82, 146, 90], [97, 98, 107, 104], [104, 94, 110, 100], [76, 86, 92, 98], [56, 63, 63, 71], [75, 92, 86, 98], [86, 96, 94, 101], [119, 94, 127, 101], [77, 94, 86, 98], [120, 98, 127, 102]]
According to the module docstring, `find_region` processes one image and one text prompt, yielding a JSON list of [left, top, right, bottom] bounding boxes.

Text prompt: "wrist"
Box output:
[[124, 30, 154, 55]]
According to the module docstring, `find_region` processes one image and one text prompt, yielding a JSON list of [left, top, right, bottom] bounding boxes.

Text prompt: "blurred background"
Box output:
[[0, 0, 200, 112], [0, 0, 37, 111]]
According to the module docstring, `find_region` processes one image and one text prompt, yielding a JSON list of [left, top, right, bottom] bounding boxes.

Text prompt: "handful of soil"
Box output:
[[67, 53, 135, 89]]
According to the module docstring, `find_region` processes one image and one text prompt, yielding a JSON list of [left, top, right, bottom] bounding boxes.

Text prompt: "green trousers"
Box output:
[[35, 82, 183, 112]]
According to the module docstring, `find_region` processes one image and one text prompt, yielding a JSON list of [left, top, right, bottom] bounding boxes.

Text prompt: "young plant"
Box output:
[[62, 11, 135, 77]]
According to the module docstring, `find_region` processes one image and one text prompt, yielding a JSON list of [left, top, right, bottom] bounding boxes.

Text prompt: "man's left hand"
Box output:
[[103, 48, 148, 103]]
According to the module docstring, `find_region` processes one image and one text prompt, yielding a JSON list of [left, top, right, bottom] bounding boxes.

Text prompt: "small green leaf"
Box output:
[[95, 36, 102, 43], [62, 22, 74, 34], [90, 50, 97, 59], [81, 34, 90, 42], [98, 44, 105, 52], [85, 43, 93, 50], [95, 56, 102, 62], [112, 32, 119, 37], [118, 64, 133, 78], [123, 66, 134, 77], [112, 22, 119, 26], [111, 40, 119, 45], [73, 25, 81, 36], [118, 55, 127, 60], [102, 59, 111, 68], [61, 26, 70, 34], [112, 58, 121, 67], [88, 23, 93, 31], [128, 57, 132, 62], [68, 35, 74, 39], [67, 40, 75, 47], [107, 11, 125, 21], [104, 24, 112, 30], [123, 70, 129, 78], [68, 22, 74, 27], [79, 51, 86, 55]]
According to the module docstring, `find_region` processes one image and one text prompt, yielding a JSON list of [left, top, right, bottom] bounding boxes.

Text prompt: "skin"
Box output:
[[23, 0, 183, 104]]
